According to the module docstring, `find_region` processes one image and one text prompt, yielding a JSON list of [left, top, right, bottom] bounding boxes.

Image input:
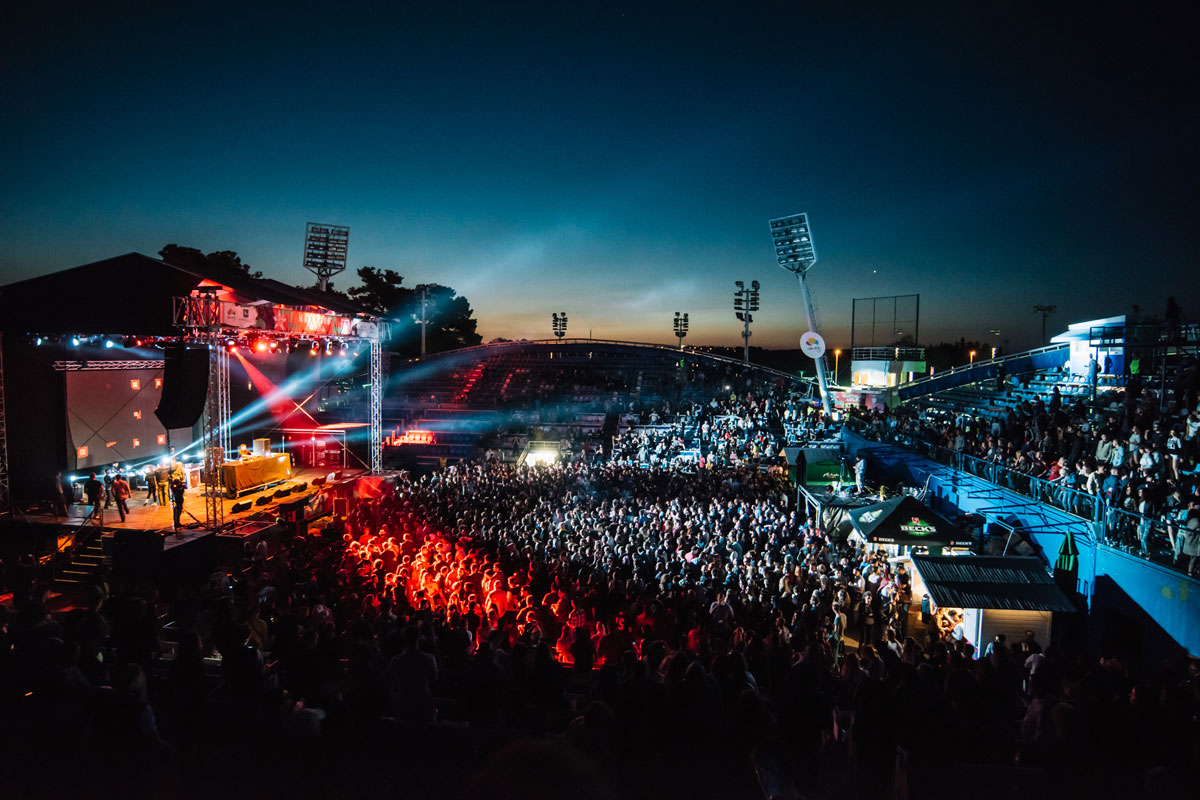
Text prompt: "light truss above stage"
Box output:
[[52, 360, 166, 371]]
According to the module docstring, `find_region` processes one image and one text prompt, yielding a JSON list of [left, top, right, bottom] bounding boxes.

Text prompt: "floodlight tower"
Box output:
[[673, 312, 689, 349], [303, 222, 350, 292], [769, 212, 832, 417], [552, 312, 568, 339], [734, 281, 760, 362]]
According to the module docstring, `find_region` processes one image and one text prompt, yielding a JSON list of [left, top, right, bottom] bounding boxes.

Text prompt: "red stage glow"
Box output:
[[387, 430, 435, 445], [233, 352, 324, 429]]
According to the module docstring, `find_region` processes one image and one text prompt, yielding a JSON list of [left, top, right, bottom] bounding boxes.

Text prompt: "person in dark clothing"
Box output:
[[170, 475, 186, 530], [83, 473, 103, 509]]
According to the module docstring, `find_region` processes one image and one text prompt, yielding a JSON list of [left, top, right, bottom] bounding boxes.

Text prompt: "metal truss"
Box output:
[[370, 339, 383, 473], [0, 333, 9, 516], [217, 348, 231, 459], [52, 360, 165, 371], [202, 340, 225, 531]]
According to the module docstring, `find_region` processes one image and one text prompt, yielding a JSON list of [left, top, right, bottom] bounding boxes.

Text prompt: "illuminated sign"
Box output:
[[898, 516, 938, 535], [860, 509, 882, 524]]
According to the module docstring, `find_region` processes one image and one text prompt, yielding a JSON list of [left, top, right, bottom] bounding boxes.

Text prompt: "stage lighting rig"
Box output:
[[310, 340, 321, 356]]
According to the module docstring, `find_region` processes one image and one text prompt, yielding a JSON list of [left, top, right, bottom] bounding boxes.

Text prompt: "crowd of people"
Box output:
[[609, 388, 839, 469], [4, 421, 1198, 794], [853, 378, 1200, 572]]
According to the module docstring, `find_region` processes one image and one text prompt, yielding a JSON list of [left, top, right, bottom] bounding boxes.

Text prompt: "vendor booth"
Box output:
[[848, 495, 974, 550], [909, 555, 1076, 650]]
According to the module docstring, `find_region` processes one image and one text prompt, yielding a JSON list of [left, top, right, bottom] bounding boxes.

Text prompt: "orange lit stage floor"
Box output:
[[30, 467, 366, 535]]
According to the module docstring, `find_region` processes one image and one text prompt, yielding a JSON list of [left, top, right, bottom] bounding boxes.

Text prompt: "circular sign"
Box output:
[[800, 331, 826, 359]]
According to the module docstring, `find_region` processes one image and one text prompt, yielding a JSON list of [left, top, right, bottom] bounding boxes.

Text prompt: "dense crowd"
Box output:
[[855, 378, 1200, 571], [4, 439, 1198, 795], [609, 388, 839, 468]]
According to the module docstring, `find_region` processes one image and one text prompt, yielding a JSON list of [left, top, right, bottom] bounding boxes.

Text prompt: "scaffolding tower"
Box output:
[[370, 339, 383, 473], [0, 332, 10, 516]]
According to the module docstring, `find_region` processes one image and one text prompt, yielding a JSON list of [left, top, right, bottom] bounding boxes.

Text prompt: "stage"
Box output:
[[34, 466, 358, 535]]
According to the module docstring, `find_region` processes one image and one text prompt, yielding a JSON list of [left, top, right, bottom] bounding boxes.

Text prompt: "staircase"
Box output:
[[55, 532, 107, 588], [453, 363, 486, 404]]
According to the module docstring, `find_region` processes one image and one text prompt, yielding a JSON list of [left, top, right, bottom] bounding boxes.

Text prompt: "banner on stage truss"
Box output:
[[219, 302, 361, 338]]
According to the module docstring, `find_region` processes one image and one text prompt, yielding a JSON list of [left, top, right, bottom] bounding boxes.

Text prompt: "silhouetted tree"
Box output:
[[159, 244, 262, 278]]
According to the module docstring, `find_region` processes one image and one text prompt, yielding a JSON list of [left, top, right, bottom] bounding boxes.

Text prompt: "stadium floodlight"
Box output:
[[734, 281, 760, 362], [673, 312, 689, 349], [769, 212, 832, 416], [303, 222, 350, 293], [552, 312, 568, 339], [1033, 305, 1057, 345]]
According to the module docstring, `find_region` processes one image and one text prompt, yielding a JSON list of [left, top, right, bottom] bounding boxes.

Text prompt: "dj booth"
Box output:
[[221, 453, 292, 497]]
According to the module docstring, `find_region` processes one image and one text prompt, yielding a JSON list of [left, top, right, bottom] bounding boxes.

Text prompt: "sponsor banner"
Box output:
[[800, 331, 826, 359]]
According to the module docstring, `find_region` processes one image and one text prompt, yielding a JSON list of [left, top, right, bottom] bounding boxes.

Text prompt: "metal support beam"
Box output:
[[217, 348, 231, 459], [796, 271, 833, 417], [0, 332, 10, 516], [370, 339, 383, 473]]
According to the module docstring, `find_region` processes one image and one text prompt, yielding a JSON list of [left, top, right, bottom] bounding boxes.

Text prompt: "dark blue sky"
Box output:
[[2, 1, 1195, 349]]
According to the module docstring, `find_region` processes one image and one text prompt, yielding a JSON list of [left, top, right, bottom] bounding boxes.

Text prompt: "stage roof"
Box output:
[[848, 495, 973, 547], [0, 252, 375, 337], [911, 555, 1076, 612]]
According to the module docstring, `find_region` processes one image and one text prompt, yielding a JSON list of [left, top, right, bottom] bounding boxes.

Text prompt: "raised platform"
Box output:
[[26, 467, 351, 535]]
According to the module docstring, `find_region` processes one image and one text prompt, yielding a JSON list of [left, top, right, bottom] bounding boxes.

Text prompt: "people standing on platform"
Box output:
[[854, 455, 867, 493], [145, 468, 157, 505], [155, 463, 171, 507], [102, 468, 114, 508], [169, 458, 186, 490], [171, 474, 186, 530], [112, 473, 131, 523], [83, 472, 104, 509], [53, 470, 69, 516]]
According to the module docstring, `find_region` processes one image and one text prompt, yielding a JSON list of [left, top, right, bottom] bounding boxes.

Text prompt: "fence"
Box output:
[[849, 418, 1187, 571]]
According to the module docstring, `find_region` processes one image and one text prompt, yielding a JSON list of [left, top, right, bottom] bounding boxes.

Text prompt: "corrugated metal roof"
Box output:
[[911, 555, 1076, 613]]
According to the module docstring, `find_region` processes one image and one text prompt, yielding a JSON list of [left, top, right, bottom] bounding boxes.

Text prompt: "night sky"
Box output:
[[1, 2, 1195, 350]]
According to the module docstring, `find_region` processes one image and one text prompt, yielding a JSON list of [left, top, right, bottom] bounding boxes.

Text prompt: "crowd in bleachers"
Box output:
[[609, 388, 839, 468], [854, 371, 1200, 572]]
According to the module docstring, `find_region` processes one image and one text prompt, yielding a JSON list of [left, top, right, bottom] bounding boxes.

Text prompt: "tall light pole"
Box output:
[[420, 286, 428, 356], [734, 280, 760, 363], [989, 329, 1000, 359], [969, 349, 977, 365], [673, 312, 689, 349], [1033, 305, 1057, 346], [769, 212, 832, 417], [834, 348, 841, 385], [552, 312, 568, 339]]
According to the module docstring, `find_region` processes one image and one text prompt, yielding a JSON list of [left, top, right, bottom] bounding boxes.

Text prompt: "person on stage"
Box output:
[[171, 474, 186, 530], [155, 463, 171, 507], [83, 472, 104, 509], [112, 473, 131, 522], [53, 470, 69, 516], [102, 468, 114, 508]]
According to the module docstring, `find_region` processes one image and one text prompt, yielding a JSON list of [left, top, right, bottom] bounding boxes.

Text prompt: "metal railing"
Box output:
[[900, 343, 1069, 390], [851, 346, 926, 361], [849, 417, 1191, 573]]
